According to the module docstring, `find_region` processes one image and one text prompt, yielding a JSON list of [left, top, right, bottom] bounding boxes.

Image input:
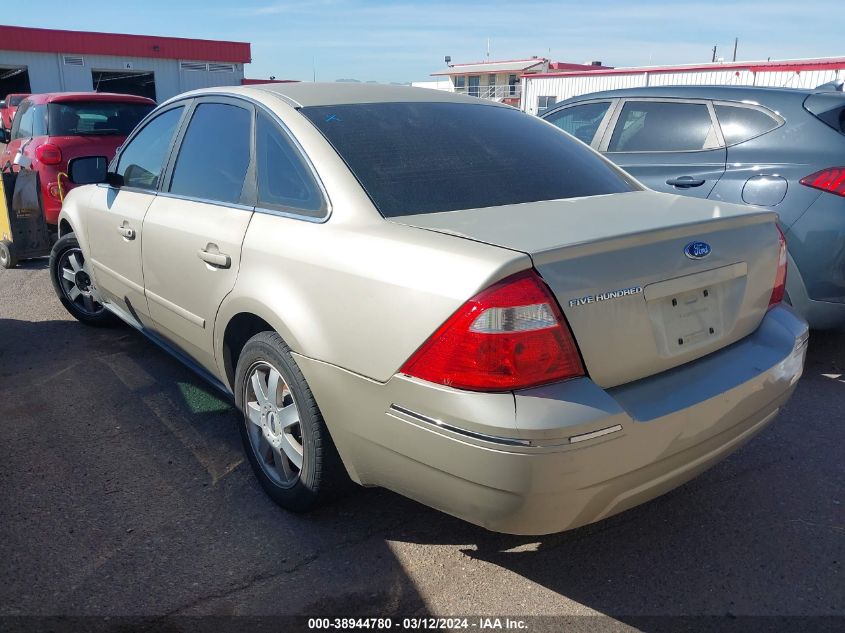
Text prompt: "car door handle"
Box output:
[[666, 176, 706, 188], [117, 225, 136, 240], [197, 248, 231, 269]]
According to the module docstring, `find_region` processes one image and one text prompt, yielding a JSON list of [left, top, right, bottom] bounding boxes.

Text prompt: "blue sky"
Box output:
[[7, 0, 843, 83]]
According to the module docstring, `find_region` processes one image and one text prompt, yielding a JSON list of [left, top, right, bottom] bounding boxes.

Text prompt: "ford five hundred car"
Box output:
[[50, 83, 808, 535]]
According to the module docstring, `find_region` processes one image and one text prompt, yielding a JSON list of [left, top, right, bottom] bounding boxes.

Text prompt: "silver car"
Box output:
[[50, 84, 808, 535], [542, 85, 845, 329]]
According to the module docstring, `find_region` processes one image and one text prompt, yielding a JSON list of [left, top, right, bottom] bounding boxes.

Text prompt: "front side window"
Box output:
[[116, 106, 184, 191], [715, 105, 780, 145], [608, 101, 717, 152], [301, 102, 636, 218], [545, 101, 611, 144], [256, 111, 324, 215], [47, 101, 153, 137], [169, 102, 252, 204], [9, 95, 26, 107]]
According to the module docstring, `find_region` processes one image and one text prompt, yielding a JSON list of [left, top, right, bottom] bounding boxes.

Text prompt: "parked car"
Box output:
[[1, 93, 30, 133], [0, 92, 155, 226], [541, 85, 845, 329], [51, 84, 807, 535]]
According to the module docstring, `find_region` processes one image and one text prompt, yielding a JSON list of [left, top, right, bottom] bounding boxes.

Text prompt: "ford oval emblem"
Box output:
[[684, 241, 712, 259]]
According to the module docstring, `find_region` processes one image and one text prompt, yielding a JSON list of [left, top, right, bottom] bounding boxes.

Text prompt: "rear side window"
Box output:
[[544, 102, 611, 144], [47, 101, 153, 136], [301, 102, 636, 218], [715, 105, 780, 144], [608, 101, 717, 152], [116, 106, 184, 191], [169, 103, 252, 204], [256, 111, 324, 215], [10, 103, 47, 140]]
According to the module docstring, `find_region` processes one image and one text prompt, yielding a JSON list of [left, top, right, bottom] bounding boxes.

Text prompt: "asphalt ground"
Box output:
[[0, 259, 842, 631]]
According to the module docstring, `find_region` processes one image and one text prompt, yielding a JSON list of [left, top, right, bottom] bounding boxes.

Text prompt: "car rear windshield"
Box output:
[[48, 101, 154, 137], [9, 95, 25, 106], [301, 102, 637, 217]]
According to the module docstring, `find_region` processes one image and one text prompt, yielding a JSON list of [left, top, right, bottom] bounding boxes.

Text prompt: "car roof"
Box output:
[[173, 82, 509, 108], [22, 92, 156, 105], [558, 84, 816, 104]]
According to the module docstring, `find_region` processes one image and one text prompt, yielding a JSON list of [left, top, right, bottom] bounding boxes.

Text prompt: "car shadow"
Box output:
[[8, 257, 48, 270], [0, 317, 841, 626]]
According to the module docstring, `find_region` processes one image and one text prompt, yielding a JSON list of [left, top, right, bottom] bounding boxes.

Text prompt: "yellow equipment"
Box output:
[[0, 168, 53, 269]]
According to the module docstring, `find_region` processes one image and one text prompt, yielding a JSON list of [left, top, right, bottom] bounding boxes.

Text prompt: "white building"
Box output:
[[416, 57, 609, 106], [426, 58, 552, 106], [0, 25, 252, 103], [522, 57, 845, 115]]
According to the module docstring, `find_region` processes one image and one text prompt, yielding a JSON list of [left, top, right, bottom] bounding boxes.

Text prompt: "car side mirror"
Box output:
[[67, 156, 109, 185]]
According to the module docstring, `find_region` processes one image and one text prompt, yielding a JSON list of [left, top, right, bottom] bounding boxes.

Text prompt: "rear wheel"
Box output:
[[49, 232, 117, 326], [234, 331, 347, 511], [0, 240, 17, 269]]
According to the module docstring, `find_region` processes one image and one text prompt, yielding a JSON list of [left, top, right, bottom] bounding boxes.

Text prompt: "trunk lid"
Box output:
[[393, 191, 781, 388]]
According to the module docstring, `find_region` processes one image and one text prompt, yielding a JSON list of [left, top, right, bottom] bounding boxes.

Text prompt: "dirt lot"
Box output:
[[0, 260, 842, 630]]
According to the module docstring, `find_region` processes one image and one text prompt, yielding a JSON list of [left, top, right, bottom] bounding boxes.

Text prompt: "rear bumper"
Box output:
[[297, 305, 808, 535], [785, 250, 845, 330], [785, 192, 845, 325]]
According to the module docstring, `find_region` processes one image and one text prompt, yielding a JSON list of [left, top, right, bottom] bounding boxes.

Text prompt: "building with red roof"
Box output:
[[0, 25, 254, 102]]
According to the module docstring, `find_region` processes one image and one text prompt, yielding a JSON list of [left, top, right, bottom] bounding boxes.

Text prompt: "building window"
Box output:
[[537, 96, 556, 114], [468, 75, 480, 97], [454, 76, 466, 90], [508, 74, 518, 97]]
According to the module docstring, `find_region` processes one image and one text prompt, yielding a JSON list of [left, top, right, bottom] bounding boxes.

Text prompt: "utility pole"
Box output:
[[712, 46, 717, 63], [732, 38, 738, 62]]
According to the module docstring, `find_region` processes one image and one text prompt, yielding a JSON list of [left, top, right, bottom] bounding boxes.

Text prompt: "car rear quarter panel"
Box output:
[[708, 102, 844, 229], [214, 214, 530, 386]]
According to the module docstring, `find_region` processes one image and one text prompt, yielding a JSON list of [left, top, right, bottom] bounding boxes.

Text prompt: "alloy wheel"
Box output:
[[243, 361, 304, 487], [57, 247, 103, 316]]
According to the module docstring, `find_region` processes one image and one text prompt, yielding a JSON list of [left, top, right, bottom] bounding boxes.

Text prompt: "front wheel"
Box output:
[[49, 232, 117, 326], [0, 240, 17, 269], [234, 331, 347, 512]]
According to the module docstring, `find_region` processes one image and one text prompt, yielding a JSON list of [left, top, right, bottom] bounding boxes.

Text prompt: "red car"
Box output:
[[0, 92, 155, 226], [1, 93, 30, 132]]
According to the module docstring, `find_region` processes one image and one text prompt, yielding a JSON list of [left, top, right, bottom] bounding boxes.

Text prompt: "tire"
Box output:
[[0, 240, 17, 269], [49, 232, 118, 326], [234, 331, 347, 512]]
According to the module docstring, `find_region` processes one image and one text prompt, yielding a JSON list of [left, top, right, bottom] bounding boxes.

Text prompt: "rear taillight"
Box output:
[[35, 143, 62, 165], [799, 167, 845, 197], [400, 270, 585, 391], [769, 226, 788, 308]]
